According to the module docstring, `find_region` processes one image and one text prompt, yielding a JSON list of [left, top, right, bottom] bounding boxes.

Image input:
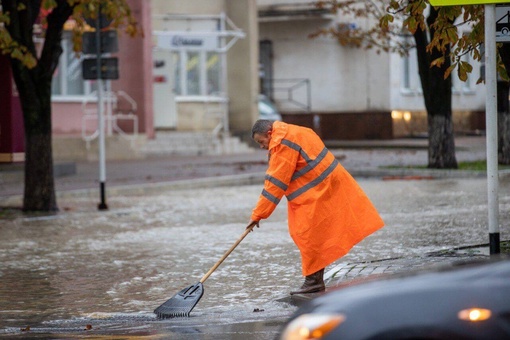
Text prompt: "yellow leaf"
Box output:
[[444, 64, 456, 79], [10, 49, 23, 60], [23, 55, 37, 68], [458, 66, 467, 81], [446, 27, 458, 43], [431, 56, 445, 68]]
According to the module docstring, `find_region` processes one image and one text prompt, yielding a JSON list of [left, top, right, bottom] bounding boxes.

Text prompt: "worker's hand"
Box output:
[[246, 220, 260, 231]]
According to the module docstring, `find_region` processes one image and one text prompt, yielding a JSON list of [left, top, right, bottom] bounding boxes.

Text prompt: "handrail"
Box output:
[[81, 90, 139, 148]]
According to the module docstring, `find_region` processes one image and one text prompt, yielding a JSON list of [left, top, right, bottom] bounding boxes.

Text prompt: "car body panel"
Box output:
[[280, 259, 510, 340]]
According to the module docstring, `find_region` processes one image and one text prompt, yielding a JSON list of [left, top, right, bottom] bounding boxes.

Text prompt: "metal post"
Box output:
[[106, 80, 113, 136], [306, 79, 311, 113], [96, 7, 108, 211], [220, 12, 229, 135], [485, 4, 499, 254]]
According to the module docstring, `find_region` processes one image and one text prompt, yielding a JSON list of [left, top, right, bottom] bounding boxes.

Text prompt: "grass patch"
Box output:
[[0, 207, 23, 220], [384, 160, 510, 171], [457, 160, 490, 171]]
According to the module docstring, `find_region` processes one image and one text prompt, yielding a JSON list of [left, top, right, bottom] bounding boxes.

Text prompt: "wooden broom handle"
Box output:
[[200, 221, 258, 283]]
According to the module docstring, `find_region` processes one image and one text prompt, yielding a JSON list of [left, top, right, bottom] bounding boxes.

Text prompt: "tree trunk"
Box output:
[[427, 111, 457, 168], [497, 44, 510, 165], [425, 45, 457, 169], [497, 81, 510, 165], [4, 0, 74, 212], [23, 126, 57, 211], [23, 90, 57, 212], [413, 7, 457, 169], [10, 59, 58, 212]]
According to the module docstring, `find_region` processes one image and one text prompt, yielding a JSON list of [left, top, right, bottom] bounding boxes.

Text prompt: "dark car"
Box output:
[[279, 258, 510, 340]]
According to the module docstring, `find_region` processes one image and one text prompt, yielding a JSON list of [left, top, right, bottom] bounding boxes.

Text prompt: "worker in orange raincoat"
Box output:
[[248, 120, 384, 294]]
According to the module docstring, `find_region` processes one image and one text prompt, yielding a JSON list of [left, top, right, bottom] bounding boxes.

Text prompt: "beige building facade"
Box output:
[[5, 0, 483, 162], [150, 0, 259, 139]]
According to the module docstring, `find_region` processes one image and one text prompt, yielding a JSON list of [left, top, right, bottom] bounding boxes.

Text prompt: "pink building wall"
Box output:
[[0, 54, 25, 161], [51, 0, 154, 139]]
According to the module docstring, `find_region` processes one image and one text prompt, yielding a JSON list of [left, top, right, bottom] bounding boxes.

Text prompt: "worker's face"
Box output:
[[253, 131, 272, 150]]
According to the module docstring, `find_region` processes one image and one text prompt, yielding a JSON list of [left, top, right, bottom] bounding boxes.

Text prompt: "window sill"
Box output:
[[52, 95, 97, 103], [175, 95, 228, 103]]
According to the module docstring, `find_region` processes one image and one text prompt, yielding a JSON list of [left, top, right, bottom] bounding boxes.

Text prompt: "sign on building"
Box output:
[[156, 33, 219, 51]]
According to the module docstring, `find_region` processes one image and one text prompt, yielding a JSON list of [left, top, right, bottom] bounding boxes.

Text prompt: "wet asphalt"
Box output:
[[1, 136, 509, 339]]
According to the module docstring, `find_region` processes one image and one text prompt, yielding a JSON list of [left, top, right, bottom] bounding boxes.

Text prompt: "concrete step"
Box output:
[[50, 132, 253, 161], [53, 135, 146, 162], [140, 131, 253, 156]]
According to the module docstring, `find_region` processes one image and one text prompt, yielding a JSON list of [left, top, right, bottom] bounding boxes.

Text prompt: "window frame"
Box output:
[[173, 49, 222, 97], [51, 31, 97, 102]]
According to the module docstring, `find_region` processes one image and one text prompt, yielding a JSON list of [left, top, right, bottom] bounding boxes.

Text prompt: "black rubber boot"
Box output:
[[290, 268, 325, 295]]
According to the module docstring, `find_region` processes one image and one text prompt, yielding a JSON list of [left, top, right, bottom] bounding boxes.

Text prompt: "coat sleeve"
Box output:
[[251, 144, 298, 220]]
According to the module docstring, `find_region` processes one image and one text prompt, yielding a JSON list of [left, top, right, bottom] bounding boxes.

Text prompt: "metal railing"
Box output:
[[263, 78, 311, 113], [81, 90, 139, 148]]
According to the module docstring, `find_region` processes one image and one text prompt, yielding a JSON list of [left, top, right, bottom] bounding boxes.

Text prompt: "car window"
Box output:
[[259, 100, 276, 116]]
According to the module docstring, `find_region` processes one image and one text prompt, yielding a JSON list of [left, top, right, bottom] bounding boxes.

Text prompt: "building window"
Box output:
[[401, 49, 422, 94], [52, 32, 96, 99], [206, 52, 220, 95], [400, 34, 422, 94], [402, 53, 411, 90], [452, 52, 475, 94], [172, 52, 181, 95], [173, 50, 222, 96]]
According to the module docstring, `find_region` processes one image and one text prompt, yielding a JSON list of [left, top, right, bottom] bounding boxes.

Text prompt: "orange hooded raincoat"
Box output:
[[251, 121, 384, 276]]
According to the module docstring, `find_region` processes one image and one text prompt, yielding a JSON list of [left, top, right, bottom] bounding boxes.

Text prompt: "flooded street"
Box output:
[[1, 177, 510, 338]]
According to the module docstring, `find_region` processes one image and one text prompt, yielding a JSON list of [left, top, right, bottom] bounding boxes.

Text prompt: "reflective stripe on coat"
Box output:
[[251, 121, 384, 276]]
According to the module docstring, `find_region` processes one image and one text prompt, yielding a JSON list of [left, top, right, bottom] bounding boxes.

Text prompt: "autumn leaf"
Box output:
[[404, 16, 418, 33], [380, 14, 394, 30], [497, 63, 509, 81], [10, 49, 23, 60], [22, 54, 37, 68], [457, 61, 471, 81], [444, 64, 456, 79], [307, 0, 501, 82], [431, 56, 445, 68]]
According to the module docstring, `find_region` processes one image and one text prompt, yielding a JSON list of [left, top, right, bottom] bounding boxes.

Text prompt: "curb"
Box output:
[[276, 243, 505, 308], [2, 168, 510, 206], [349, 168, 510, 180], [0, 172, 267, 206]]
